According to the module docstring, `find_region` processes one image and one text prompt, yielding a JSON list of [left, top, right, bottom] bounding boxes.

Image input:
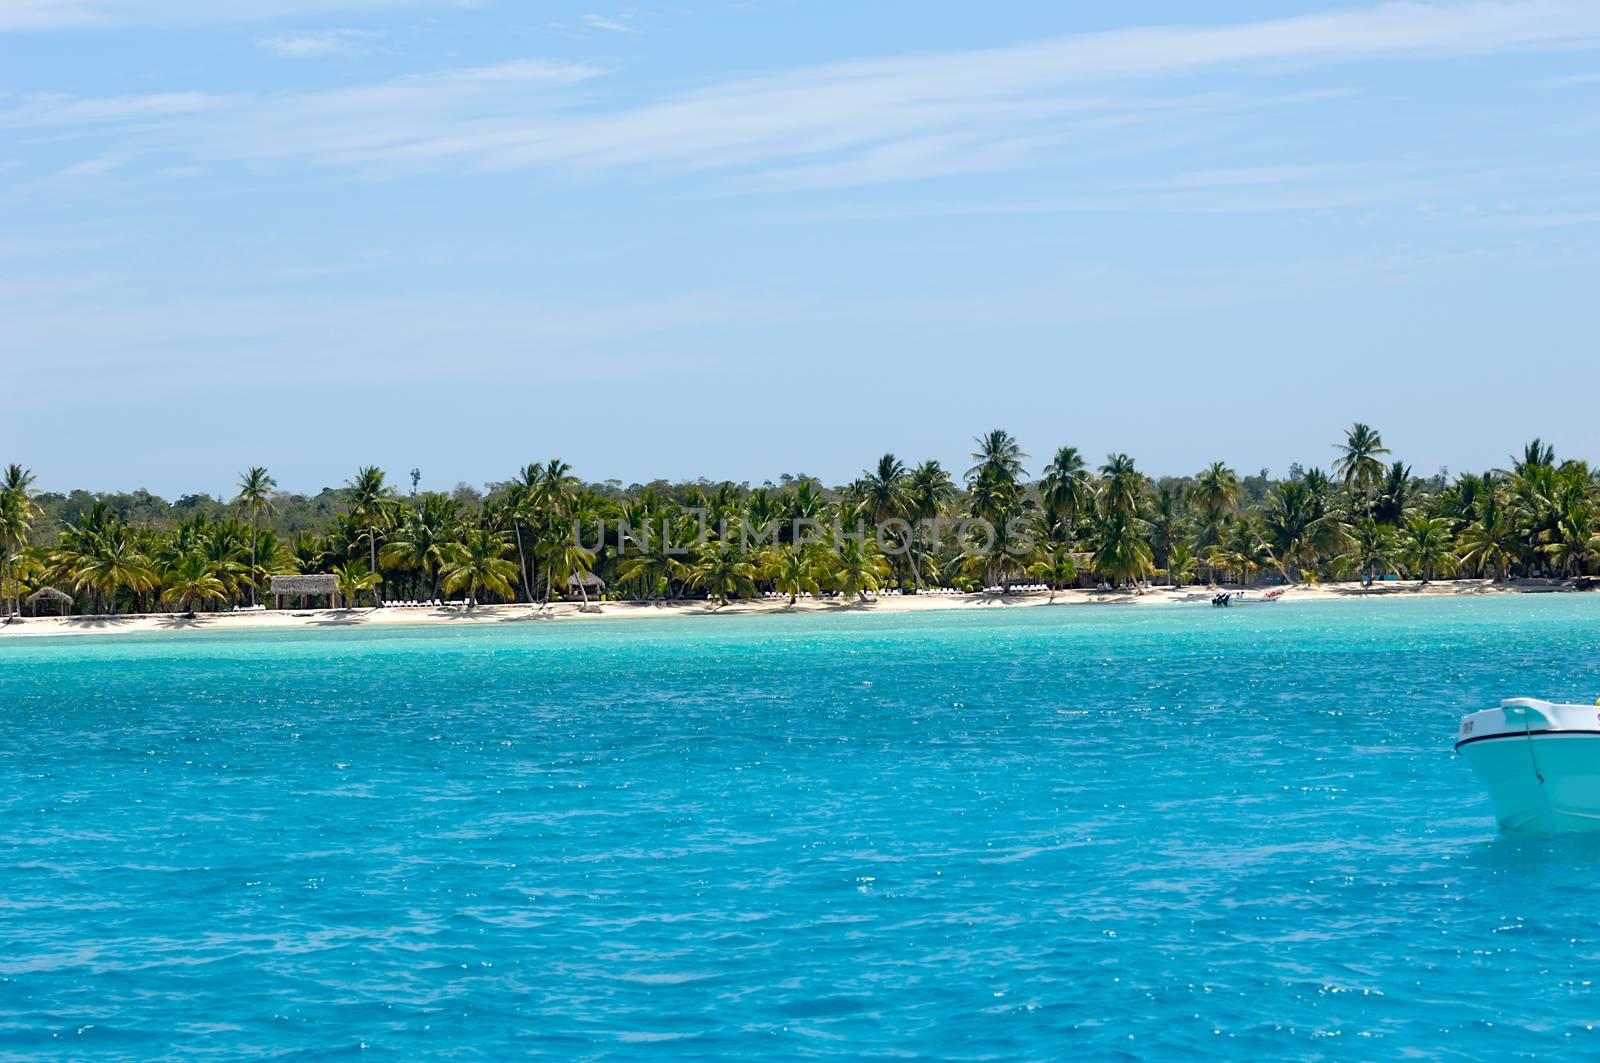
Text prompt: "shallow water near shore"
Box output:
[[5, 596, 1600, 1058]]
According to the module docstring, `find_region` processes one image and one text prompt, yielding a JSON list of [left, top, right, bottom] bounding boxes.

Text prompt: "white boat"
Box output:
[[1209, 590, 1285, 606], [1457, 698, 1600, 832]]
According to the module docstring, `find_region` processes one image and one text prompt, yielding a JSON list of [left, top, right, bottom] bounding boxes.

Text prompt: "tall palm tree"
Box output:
[[346, 466, 393, 606], [0, 465, 39, 618], [233, 466, 276, 606], [508, 463, 541, 602], [1513, 438, 1556, 475], [1099, 454, 1145, 518], [854, 454, 914, 586], [968, 430, 1027, 485], [1192, 461, 1240, 545], [904, 461, 954, 590], [1333, 423, 1391, 516], [1039, 447, 1094, 532], [1087, 507, 1153, 591], [1372, 461, 1414, 526]]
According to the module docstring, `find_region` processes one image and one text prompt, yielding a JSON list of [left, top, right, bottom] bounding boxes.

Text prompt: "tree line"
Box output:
[[1, 425, 1593, 616]]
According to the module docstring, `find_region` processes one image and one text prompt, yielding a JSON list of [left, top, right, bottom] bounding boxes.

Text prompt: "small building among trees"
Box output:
[[26, 587, 73, 616], [269, 574, 341, 610]]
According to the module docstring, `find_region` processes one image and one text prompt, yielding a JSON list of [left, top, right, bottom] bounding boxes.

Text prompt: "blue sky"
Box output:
[[3, 0, 1599, 496]]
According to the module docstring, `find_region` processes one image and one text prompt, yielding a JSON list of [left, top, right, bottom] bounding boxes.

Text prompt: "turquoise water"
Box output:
[[5, 597, 1600, 1059]]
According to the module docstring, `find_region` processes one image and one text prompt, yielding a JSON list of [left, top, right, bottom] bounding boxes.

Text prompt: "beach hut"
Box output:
[[269, 574, 342, 610], [26, 586, 73, 616], [566, 572, 606, 601]]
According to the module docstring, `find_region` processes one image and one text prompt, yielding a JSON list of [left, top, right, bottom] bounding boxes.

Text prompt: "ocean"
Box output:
[[5, 596, 1600, 1058]]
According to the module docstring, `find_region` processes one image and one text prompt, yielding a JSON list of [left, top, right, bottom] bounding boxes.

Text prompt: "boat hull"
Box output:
[[1458, 732, 1600, 833]]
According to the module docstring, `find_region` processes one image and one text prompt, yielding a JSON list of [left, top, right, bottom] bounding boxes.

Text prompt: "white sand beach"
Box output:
[[0, 578, 1584, 639]]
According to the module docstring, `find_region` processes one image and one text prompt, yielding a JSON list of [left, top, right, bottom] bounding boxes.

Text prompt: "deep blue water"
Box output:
[[5, 596, 1600, 1059]]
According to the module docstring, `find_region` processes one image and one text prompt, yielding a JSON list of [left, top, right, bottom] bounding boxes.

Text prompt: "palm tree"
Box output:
[[832, 537, 890, 601], [1039, 447, 1094, 532], [854, 454, 914, 586], [907, 460, 955, 523], [1087, 508, 1153, 591], [1348, 517, 1403, 586], [1192, 461, 1240, 544], [1402, 516, 1455, 583], [1456, 475, 1515, 580], [508, 463, 541, 602], [1542, 496, 1597, 577], [1031, 549, 1079, 601], [1207, 518, 1270, 587], [199, 531, 252, 607], [1265, 476, 1348, 583], [440, 528, 519, 608], [1513, 438, 1556, 475], [614, 517, 692, 601], [1372, 461, 1414, 526], [162, 554, 228, 617], [1165, 541, 1197, 588], [1146, 483, 1188, 577], [0, 465, 39, 618], [346, 466, 393, 606], [1099, 454, 1145, 518], [332, 560, 379, 609], [68, 527, 154, 615], [968, 430, 1027, 485], [380, 495, 460, 602], [233, 466, 276, 606], [1333, 423, 1391, 515], [688, 539, 758, 606], [762, 542, 826, 605]]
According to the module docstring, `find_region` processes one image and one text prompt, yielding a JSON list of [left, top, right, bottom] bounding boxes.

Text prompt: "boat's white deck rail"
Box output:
[[1457, 698, 1600, 746]]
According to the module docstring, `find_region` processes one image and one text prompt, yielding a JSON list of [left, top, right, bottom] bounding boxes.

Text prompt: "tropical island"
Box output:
[[1, 424, 1594, 633]]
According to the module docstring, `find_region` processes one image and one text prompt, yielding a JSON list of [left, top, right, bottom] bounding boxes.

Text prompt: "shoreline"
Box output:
[[0, 578, 1587, 640]]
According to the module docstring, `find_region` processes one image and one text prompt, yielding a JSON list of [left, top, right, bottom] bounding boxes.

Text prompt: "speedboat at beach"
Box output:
[[1209, 589, 1285, 607], [1457, 698, 1600, 832]]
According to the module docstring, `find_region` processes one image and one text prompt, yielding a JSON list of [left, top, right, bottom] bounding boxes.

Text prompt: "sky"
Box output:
[[3, 0, 1599, 496]]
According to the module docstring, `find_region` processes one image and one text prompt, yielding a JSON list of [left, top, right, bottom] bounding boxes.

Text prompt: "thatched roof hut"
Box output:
[[566, 572, 606, 597], [26, 586, 72, 615], [269, 574, 341, 608]]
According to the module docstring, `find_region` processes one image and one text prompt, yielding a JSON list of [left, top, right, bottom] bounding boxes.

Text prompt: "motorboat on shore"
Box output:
[[1457, 698, 1600, 832], [1209, 589, 1285, 607]]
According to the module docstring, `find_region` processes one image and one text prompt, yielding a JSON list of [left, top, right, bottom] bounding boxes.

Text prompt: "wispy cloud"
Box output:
[[1535, 71, 1600, 86], [580, 13, 636, 35], [257, 28, 384, 59], [0, 90, 224, 129], [10, 0, 1600, 190], [0, 0, 459, 31]]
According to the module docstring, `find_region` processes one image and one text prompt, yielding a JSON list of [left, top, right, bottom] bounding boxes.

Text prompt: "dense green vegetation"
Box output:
[[1, 426, 1594, 616]]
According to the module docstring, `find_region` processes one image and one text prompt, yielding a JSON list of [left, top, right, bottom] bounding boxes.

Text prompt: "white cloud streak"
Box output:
[[0, 0, 456, 31], [580, 13, 636, 35], [257, 28, 384, 59], [7, 0, 1600, 190]]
